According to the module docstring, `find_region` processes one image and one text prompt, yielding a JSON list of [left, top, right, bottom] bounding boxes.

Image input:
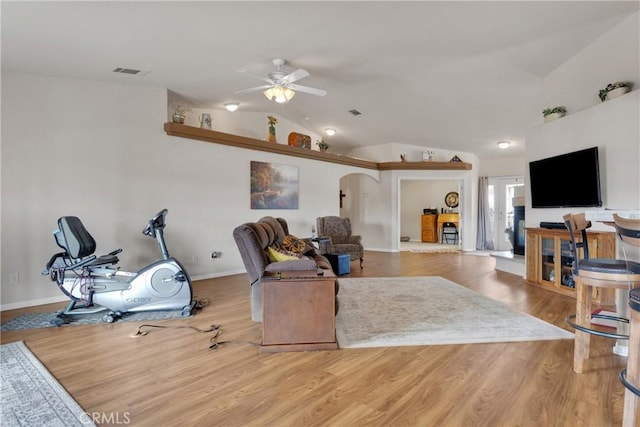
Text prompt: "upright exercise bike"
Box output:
[[44, 209, 196, 325]]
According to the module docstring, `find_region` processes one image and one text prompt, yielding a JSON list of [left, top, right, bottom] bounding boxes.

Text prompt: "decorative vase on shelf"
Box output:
[[267, 116, 277, 143], [171, 105, 187, 124]]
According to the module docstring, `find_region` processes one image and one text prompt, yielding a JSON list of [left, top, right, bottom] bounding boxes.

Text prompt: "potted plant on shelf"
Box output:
[[172, 105, 187, 124], [599, 81, 633, 102], [316, 139, 330, 152], [542, 106, 567, 122]]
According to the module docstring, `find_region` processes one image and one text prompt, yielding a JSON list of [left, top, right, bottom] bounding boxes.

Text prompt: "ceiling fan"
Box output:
[[235, 58, 327, 103]]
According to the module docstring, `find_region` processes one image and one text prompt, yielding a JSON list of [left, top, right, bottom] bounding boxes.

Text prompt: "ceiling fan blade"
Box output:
[[287, 83, 327, 97], [234, 85, 272, 94], [238, 70, 274, 84], [281, 69, 309, 84]]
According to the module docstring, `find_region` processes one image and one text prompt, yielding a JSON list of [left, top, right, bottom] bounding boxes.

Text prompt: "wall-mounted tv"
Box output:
[[529, 147, 602, 208]]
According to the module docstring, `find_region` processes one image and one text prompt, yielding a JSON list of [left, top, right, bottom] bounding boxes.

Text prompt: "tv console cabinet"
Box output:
[[525, 227, 616, 302]]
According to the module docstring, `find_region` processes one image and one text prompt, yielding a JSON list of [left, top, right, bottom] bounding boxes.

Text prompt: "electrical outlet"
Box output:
[[191, 256, 198, 264]]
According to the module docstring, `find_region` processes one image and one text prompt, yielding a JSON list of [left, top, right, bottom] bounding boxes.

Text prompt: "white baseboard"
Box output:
[[190, 269, 246, 281], [365, 248, 396, 253], [1, 295, 68, 311], [1, 269, 248, 311]]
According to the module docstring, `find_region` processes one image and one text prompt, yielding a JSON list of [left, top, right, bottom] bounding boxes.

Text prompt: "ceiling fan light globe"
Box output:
[[283, 88, 295, 100], [265, 85, 295, 103]]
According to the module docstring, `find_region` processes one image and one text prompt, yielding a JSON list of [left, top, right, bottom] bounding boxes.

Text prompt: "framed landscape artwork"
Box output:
[[250, 161, 299, 209]]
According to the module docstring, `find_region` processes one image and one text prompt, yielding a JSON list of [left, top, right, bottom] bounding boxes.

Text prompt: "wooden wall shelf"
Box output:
[[377, 161, 472, 171], [164, 123, 473, 171]]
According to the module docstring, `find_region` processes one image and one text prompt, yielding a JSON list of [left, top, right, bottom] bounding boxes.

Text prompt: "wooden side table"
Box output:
[[309, 236, 331, 255], [261, 270, 338, 353]]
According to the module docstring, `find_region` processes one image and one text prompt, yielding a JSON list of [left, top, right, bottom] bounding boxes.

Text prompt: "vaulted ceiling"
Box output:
[[2, 1, 638, 158]]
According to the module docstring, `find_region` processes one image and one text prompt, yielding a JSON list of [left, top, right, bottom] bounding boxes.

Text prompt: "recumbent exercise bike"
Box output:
[[43, 209, 196, 325]]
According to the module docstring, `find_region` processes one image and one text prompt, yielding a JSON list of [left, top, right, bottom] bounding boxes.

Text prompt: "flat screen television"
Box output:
[[529, 147, 602, 208]]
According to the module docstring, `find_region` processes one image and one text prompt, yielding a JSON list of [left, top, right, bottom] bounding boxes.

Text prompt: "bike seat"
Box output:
[[55, 216, 96, 259], [54, 216, 121, 267], [87, 254, 119, 266]]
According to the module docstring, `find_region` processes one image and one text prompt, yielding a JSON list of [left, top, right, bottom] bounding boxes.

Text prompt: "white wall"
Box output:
[[0, 72, 375, 309], [478, 157, 526, 178], [526, 12, 640, 231]]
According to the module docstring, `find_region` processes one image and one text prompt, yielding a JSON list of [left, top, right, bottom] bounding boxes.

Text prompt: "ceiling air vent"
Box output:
[[348, 109, 363, 117], [112, 67, 150, 76]]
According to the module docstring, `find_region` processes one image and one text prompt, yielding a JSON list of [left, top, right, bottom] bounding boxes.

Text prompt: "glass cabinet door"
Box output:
[[541, 237, 555, 283], [559, 238, 575, 288]]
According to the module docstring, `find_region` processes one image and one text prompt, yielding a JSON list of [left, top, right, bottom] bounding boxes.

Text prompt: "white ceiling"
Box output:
[[2, 1, 638, 158]]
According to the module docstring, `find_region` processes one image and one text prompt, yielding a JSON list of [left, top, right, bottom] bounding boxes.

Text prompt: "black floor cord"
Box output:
[[130, 323, 220, 337], [130, 323, 259, 350], [128, 297, 259, 350]]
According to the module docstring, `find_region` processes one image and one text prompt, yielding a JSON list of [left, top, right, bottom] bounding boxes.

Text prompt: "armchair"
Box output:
[[316, 216, 364, 268]]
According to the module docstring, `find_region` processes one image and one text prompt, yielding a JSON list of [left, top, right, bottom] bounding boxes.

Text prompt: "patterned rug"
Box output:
[[409, 248, 460, 254], [335, 276, 574, 348], [1, 309, 189, 332], [1, 341, 95, 426]]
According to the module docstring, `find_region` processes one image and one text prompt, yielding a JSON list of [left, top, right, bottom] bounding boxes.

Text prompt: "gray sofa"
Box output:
[[232, 216, 333, 321]]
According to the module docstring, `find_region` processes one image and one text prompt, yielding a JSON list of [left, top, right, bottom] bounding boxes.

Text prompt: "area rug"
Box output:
[[1, 341, 95, 426], [409, 247, 460, 254], [335, 276, 574, 348], [1, 309, 189, 332]]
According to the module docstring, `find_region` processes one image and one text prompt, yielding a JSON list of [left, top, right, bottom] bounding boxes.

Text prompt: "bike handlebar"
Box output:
[[142, 209, 168, 237]]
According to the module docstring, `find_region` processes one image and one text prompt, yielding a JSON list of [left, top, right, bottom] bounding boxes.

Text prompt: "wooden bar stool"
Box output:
[[622, 288, 640, 427], [613, 214, 640, 426], [563, 213, 640, 374]]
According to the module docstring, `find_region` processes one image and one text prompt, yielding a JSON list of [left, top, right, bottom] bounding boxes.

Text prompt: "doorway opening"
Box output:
[[399, 178, 462, 252]]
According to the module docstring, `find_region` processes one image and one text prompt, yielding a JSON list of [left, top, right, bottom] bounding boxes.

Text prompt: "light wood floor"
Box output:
[[1, 251, 629, 426]]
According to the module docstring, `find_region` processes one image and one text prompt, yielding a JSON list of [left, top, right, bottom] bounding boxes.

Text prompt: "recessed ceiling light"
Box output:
[[325, 128, 336, 136], [224, 102, 239, 112], [497, 140, 511, 149]]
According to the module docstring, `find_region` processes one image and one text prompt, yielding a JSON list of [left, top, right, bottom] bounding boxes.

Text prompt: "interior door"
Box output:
[[489, 177, 524, 251]]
